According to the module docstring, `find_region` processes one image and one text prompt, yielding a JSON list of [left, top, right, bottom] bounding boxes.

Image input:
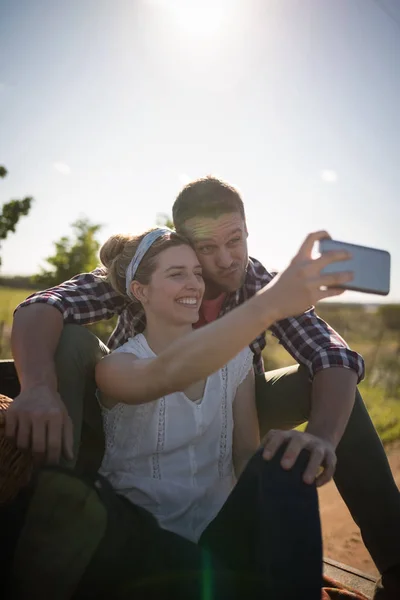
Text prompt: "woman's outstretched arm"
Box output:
[[96, 232, 352, 406]]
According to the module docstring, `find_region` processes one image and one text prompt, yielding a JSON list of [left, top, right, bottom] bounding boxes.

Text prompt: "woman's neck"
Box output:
[[143, 315, 194, 355]]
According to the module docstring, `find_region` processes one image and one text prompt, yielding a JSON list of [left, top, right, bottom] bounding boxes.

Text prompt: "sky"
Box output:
[[0, 0, 399, 303]]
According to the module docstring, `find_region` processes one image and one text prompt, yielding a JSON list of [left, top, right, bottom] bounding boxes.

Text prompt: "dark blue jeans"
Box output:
[[199, 445, 323, 599], [96, 445, 323, 599], [3, 446, 322, 600]]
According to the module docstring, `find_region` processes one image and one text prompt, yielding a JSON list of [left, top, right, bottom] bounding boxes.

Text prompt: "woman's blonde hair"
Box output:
[[99, 228, 192, 299]]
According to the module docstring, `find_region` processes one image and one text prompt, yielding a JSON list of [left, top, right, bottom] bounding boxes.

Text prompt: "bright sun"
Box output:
[[164, 0, 231, 36]]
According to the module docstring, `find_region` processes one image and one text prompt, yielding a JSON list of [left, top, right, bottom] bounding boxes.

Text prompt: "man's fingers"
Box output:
[[302, 447, 325, 485], [315, 454, 337, 487], [263, 430, 287, 460], [63, 416, 74, 462], [16, 416, 31, 450], [46, 415, 63, 464], [4, 388, 70, 464], [280, 436, 305, 469], [263, 429, 337, 487], [31, 417, 47, 455]]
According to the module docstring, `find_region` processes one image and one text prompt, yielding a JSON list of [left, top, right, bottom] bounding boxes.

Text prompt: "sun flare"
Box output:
[[163, 0, 231, 36]]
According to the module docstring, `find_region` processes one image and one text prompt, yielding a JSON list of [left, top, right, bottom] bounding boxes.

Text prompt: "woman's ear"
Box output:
[[130, 281, 148, 304]]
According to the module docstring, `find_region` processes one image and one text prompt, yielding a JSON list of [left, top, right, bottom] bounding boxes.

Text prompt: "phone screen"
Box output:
[[318, 239, 391, 296]]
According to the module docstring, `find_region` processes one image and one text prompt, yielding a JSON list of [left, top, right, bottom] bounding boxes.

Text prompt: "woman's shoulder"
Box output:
[[227, 346, 253, 369], [112, 333, 152, 358], [225, 346, 254, 390]]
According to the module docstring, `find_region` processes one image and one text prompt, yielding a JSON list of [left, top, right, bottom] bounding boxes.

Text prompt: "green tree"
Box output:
[[0, 166, 34, 267], [156, 213, 174, 229], [32, 217, 102, 288]]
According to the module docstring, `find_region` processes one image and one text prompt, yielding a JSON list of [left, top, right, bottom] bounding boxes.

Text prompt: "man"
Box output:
[[7, 176, 400, 599]]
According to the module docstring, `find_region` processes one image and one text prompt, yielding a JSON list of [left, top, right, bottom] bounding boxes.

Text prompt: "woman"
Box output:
[[10, 227, 351, 600]]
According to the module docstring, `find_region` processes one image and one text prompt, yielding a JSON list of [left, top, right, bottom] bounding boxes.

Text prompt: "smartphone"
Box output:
[[318, 238, 391, 296]]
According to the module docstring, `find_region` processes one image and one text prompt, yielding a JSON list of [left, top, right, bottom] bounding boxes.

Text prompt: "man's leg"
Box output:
[[255, 364, 311, 435], [0, 325, 107, 591], [255, 365, 400, 574], [11, 467, 234, 600], [54, 324, 109, 472]]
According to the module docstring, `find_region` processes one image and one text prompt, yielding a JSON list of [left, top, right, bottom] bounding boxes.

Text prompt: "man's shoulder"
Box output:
[[52, 267, 110, 289], [69, 267, 107, 282], [18, 267, 117, 305]]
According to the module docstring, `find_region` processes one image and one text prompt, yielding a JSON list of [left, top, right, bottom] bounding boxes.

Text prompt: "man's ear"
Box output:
[[244, 222, 249, 238], [130, 281, 148, 304]]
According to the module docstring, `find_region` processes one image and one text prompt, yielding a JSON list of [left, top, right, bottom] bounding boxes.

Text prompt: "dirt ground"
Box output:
[[319, 441, 400, 577]]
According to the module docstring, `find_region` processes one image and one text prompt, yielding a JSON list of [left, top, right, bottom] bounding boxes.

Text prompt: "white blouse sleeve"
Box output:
[[228, 347, 255, 394], [96, 338, 139, 414], [111, 338, 139, 354]]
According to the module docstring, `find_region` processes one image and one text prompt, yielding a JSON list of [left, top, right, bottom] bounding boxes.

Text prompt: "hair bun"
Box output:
[[99, 233, 131, 269]]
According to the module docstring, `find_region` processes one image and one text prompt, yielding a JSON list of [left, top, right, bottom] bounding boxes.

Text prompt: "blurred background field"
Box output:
[[1, 284, 399, 445]]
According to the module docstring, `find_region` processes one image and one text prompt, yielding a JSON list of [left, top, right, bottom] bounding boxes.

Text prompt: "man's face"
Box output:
[[182, 212, 249, 298]]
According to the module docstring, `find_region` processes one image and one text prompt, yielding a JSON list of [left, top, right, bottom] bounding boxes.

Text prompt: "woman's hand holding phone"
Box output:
[[264, 231, 353, 322]]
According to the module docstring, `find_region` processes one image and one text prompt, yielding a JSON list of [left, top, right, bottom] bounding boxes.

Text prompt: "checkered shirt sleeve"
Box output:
[[15, 268, 126, 324], [227, 258, 365, 381]]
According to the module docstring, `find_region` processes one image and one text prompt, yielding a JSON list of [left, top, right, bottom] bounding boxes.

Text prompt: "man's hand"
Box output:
[[5, 385, 74, 465], [262, 429, 337, 487]]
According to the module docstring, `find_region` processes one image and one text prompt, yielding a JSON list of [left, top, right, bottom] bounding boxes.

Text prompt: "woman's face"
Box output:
[[137, 244, 205, 326]]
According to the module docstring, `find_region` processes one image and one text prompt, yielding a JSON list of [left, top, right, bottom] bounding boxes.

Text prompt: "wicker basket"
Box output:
[[0, 394, 35, 505]]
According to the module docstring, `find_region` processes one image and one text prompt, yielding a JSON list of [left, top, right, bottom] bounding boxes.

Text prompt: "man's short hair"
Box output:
[[172, 176, 245, 232]]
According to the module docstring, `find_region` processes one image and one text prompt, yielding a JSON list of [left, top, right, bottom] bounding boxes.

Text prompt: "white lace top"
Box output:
[[98, 334, 254, 542]]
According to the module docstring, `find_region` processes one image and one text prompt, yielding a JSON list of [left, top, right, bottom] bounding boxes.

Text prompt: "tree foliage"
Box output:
[[156, 213, 174, 229], [32, 217, 102, 288], [0, 165, 34, 267]]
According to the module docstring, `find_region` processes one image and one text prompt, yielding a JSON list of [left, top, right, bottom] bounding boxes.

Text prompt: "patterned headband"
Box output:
[[125, 227, 173, 299]]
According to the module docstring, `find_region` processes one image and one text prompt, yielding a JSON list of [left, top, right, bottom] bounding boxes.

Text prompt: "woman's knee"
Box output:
[[251, 444, 314, 489]]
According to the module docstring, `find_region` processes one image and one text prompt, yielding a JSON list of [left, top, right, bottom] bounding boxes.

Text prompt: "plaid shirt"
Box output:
[[16, 257, 365, 380]]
